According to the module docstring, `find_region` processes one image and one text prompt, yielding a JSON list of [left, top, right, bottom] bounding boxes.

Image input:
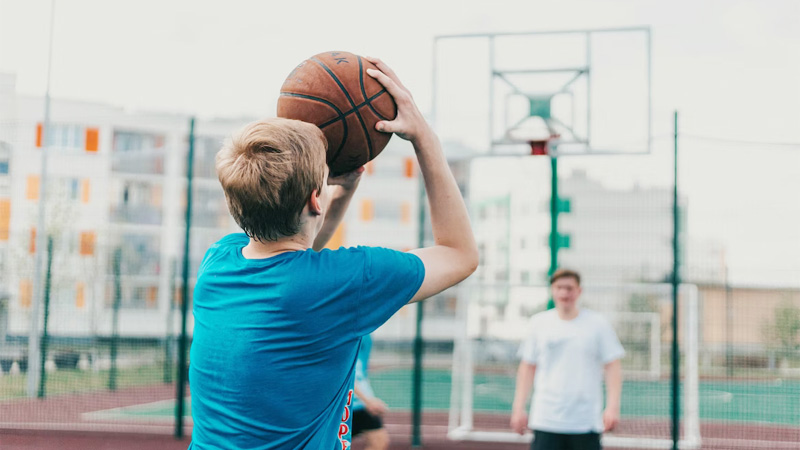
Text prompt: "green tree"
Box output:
[[762, 299, 800, 361]]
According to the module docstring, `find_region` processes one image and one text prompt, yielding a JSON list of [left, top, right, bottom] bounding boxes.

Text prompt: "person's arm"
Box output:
[[312, 167, 364, 251], [366, 58, 479, 303], [510, 361, 536, 435], [353, 383, 388, 417], [603, 359, 623, 432]]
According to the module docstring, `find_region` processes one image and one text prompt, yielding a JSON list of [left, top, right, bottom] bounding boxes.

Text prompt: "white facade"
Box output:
[[0, 75, 437, 341], [0, 74, 244, 338]]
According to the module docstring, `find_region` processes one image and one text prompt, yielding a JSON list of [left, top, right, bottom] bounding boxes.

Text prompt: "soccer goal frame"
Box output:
[[447, 282, 701, 449]]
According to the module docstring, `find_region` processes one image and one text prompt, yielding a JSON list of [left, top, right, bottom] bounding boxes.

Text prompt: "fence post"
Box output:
[[671, 110, 681, 450], [37, 236, 54, 398], [109, 247, 122, 391], [175, 117, 195, 439]]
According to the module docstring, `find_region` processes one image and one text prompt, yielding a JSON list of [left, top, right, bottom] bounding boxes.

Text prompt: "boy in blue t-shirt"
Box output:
[[188, 57, 478, 450]]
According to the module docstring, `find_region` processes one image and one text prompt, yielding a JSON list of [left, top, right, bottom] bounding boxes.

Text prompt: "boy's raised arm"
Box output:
[[366, 58, 478, 303], [312, 167, 364, 251]]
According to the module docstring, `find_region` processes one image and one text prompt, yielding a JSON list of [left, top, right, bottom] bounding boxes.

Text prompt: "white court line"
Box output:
[[702, 438, 800, 449], [81, 398, 191, 423]]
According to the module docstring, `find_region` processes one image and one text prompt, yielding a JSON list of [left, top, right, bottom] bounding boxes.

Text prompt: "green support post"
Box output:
[[671, 110, 681, 450], [109, 247, 122, 391], [547, 154, 559, 309], [37, 236, 54, 398], [175, 117, 195, 439]]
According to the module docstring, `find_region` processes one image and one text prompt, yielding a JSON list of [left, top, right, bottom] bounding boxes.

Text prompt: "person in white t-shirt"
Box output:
[[510, 269, 625, 450]]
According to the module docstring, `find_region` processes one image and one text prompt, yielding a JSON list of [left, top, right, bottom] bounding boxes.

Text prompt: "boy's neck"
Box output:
[[555, 305, 580, 321], [242, 235, 310, 259]]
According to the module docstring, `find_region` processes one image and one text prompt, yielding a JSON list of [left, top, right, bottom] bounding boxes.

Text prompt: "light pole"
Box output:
[[27, 0, 56, 398]]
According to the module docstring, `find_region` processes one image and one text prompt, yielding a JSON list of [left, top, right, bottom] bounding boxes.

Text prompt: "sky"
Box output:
[[1, 0, 798, 286]]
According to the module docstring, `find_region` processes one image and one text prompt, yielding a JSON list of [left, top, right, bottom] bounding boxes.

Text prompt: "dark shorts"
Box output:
[[531, 429, 602, 450], [352, 408, 383, 437]]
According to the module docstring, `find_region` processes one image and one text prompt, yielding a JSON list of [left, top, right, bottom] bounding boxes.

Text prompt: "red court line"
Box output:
[[1, 386, 798, 449]]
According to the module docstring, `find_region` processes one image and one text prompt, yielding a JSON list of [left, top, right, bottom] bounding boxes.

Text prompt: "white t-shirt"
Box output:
[[518, 308, 625, 433]]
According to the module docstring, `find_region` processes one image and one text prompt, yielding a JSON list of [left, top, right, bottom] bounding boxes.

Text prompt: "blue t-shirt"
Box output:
[[351, 334, 374, 411], [188, 234, 424, 450]]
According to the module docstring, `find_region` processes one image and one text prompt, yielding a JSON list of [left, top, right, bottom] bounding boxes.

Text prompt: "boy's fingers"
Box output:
[[367, 68, 409, 103], [365, 56, 406, 91], [375, 120, 400, 134]]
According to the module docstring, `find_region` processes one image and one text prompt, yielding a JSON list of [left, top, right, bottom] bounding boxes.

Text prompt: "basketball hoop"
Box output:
[[528, 134, 559, 156], [529, 139, 549, 156]]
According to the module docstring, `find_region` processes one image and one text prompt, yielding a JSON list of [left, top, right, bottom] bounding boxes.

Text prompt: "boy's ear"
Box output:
[[308, 188, 323, 215]]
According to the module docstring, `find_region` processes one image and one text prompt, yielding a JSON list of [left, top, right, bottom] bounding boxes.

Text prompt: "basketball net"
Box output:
[[528, 134, 559, 156]]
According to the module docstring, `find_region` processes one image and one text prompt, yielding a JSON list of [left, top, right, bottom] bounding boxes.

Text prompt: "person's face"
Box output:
[[551, 277, 582, 310]]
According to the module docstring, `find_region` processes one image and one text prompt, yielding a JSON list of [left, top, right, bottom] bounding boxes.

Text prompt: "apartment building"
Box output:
[[0, 73, 431, 340]]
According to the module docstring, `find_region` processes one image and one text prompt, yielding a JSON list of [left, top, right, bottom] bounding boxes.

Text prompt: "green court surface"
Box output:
[[99, 369, 800, 426], [370, 369, 800, 425]]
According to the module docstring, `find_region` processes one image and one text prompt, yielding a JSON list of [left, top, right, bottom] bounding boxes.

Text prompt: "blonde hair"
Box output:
[[216, 118, 326, 241]]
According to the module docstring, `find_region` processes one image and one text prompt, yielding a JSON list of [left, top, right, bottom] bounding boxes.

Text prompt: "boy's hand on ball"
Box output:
[[327, 166, 365, 191], [365, 57, 433, 145]]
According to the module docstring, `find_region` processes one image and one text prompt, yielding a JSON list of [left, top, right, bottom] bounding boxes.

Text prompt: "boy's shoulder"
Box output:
[[578, 308, 608, 324], [317, 245, 396, 259], [317, 246, 421, 275], [214, 233, 250, 248], [199, 233, 249, 270], [531, 308, 558, 322], [524, 308, 557, 333]]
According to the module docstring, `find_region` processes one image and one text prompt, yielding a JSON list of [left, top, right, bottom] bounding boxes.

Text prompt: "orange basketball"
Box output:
[[277, 51, 397, 175]]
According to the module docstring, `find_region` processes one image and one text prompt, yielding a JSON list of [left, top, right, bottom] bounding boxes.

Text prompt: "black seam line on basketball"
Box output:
[[358, 55, 390, 128], [311, 57, 374, 161], [317, 88, 388, 129], [279, 92, 348, 160]]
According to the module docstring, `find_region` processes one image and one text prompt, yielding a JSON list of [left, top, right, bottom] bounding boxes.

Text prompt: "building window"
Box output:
[[76, 282, 86, 309], [0, 161, 8, 174], [110, 180, 163, 225], [81, 179, 91, 203], [26, 175, 39, 200], [404, 157, 415, 178], [20, 280, 32, 308], [112, 131, 166, 174], [325, 224, 346, 250], [109, 233, 161, 277], [360, 199, 374, 222], [401, 202, 412, 224], [113, 131, 164, 152], [69, 178, 79, 200], [80, 231, 96, 256], [85, 128, 99, 152], [190, 186, 227, 228], [0, 198, 9, 241], [520, 270, 531, 284], [105, 283, 160, 310], [29, 227, 36, 253], [194, 136, 224, 179], [36, 123, 86, 149]]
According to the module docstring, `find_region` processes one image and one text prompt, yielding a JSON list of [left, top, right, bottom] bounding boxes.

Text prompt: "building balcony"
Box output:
[[111, 151, 165, 175], [110, 205, 162, 225]]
